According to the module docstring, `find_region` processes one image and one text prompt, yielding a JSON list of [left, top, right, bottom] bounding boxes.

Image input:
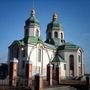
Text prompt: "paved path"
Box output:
[[44, 86, 77, 90]]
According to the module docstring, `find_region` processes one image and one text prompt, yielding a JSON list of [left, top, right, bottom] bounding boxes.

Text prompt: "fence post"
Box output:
[[47, 63, 53, 86], [34, 74, 43, 90], [86, 76, 89, 86], [56, 64, 61, 84], [26, 60, 32, 88], [9, 58, 18, 86]]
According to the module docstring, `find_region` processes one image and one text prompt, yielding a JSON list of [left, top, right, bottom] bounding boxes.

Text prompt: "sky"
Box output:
[[0, 0, 90, 73]]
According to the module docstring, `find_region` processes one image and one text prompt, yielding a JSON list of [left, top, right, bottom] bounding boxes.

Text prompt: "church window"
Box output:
[[69, 55, 74, 76], [64, 64, 66, 70], [54, 32, 58, 38], [69, 55, 74, 70], [78, 55, 81, 63], [38, 48, 41, 62], [61, 33, 63, 39], [36, 29, 39, 37]]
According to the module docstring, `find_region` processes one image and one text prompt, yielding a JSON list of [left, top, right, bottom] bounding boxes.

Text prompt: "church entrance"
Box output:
[[52, 64, 57, 80], [52, 63, 60, 81]]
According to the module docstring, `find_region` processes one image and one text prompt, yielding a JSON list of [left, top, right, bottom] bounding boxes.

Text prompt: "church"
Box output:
[[8, 9, 84, 80]]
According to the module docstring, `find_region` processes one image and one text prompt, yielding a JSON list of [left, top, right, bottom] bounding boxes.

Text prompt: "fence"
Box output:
[[0, 75, 89, 90]]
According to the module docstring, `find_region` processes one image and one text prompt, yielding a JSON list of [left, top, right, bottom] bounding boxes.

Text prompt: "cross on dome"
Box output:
[[31, 9, 35, 16], [53, 13, 58, 21]]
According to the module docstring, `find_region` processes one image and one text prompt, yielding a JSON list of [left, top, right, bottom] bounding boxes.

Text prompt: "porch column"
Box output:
[[9, 58, 18, 86], [34, 74, 43, 90], [47, 63, 53, 86], [26, 60, 32, 88], [56, 64, 61, 84]]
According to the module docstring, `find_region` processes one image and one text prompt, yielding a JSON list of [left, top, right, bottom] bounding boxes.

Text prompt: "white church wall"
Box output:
[[43, 48, 54, 76], [27, 45, 37, 75], [28, 28, 34, 36], [59, 31, 64, 40], [77, 49, 84, 76], [81, 52, 84, 76], [34, 26, 40, 37], [25, 26, 40, 37], [27, 45, 54, 76], [52, 30, 60, 38], [82, 53, 84, 76], [60, 62, 66, 79], [52, 30, 64, 40], [52, 30, 54, 38]]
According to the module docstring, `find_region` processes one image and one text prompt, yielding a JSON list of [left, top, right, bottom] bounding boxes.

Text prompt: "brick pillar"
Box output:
[[47, 63, 53, 86], [56, 65, 61, 84], [86, 76, 89, 85], [26, 60, 32, 88], [9, 58, 18, 86], [34, 74, 43, 90]]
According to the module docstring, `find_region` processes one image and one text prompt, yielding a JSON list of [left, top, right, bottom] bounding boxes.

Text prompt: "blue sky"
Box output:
[[0, 0, 90, 73]]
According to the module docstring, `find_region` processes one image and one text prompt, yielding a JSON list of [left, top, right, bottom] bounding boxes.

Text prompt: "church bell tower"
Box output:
[[24, 9, 40, 39], [45, 13, 65, 46]]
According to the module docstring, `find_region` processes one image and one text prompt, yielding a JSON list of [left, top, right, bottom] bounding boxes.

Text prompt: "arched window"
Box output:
[[69, 55, 74, 76], [38, 48, 41, 62], [36, 29, 39, 37], [64, 64, 66, 70], [61, 33, 63, 39], [69, 55, 74, 70], [54, 32, 58, 38], [78, 55, 81, 63]]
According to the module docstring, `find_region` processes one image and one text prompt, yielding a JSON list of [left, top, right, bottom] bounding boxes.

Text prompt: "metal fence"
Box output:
[[0, 77, 34, 90], [0, 76, 88, 90]]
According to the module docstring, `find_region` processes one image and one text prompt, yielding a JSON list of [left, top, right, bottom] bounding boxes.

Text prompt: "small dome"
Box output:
[[25, 9, 40, 26], [46, 13, 63, 31], [47, 20, 63, 31]]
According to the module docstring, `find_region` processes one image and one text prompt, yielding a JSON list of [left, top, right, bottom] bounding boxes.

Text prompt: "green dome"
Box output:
[[25, 16, 40, 26], [25, 9, 40, 26], [47, 20, 63, 31], [46, 13, 63, 32]]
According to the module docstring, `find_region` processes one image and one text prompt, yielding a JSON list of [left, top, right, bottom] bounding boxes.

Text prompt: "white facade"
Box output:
[[60, 62, 66, 79]]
